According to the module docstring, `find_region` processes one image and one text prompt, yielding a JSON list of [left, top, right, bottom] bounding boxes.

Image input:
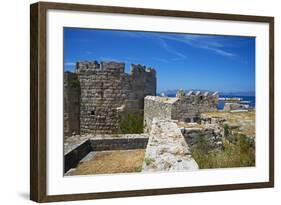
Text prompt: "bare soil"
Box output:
[[67, 149, 145, 176]]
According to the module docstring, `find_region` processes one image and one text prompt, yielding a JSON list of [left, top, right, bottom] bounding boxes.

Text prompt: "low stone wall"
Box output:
[[200, 114, 226, 125], [64, 139, 92, 173], [180, 127, 223, 151], [90, 138, 148, 151], [142, 118, 199, 172], [223, 103, 249, 112], [64, 134, 149, 173]]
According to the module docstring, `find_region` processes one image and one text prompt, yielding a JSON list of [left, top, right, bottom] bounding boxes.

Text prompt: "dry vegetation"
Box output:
[[191, 111, 256, 169], [192, 137, 255, 169], [68, 149, 145, 175], [203, 110, 255, 137]]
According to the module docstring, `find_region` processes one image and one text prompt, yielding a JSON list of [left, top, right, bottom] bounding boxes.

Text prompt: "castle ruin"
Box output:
[[144, 90, 219, 131], [63, 61, 224, 173], [64, 60, 219, 137], [64, 61, 156, 136]]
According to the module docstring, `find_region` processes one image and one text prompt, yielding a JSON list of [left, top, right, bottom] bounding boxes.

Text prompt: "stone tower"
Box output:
[[73, 61, 156, 135]]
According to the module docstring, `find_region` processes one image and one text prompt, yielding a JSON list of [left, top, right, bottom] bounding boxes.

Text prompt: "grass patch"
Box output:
[[192, 134, 255, 169], [119, 113, 144, 134], [67, 149, 145, 175]]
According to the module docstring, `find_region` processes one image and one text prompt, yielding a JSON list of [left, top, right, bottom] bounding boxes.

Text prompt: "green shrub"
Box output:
[[191, 134, 255, 169], [224, 123, 230, 137], [71, 79, 80, 88], [119, 113, 143, 134]]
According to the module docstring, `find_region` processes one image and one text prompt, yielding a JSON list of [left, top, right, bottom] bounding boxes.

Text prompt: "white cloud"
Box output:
[[158, 39, 187, 60], [159, 34, 236, 57], [125, 32, 236, 58]]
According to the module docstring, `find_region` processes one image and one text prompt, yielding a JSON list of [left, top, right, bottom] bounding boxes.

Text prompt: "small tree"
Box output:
[[224, 124, 230, 137]]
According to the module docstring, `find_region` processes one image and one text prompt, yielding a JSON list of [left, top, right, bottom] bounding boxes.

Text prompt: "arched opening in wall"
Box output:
[[91, 110, 95, 115], [200, 96, 203, 100]]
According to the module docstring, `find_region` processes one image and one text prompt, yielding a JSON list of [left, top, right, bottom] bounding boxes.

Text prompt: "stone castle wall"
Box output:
[[144, 91, 218, 132], [173, 90, 218, 122], [143, 96, 177, 132], [67, 61, 156, 135], [64, 72, 80, 137]]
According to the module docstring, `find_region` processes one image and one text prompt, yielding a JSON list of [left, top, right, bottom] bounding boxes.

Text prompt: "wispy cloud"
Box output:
[[158, 39, 187, 60], [117, 31, 236, 58], [160, 34, 236, 57], [203, 46, 235, 57]]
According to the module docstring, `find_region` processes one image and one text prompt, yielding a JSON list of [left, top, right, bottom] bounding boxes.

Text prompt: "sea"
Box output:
[[218, 95, 255, 110], [162, 94, 255, 110]]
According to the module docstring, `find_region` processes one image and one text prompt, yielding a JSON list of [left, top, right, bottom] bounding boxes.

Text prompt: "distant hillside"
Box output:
[[220, 91, 255, 97], [158, 89, 255, 97]]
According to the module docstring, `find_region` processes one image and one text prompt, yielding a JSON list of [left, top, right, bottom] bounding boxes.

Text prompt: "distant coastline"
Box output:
[[218, 95, 255, 109], [157, 91, 255, 110], [158, 90, 255, 97]]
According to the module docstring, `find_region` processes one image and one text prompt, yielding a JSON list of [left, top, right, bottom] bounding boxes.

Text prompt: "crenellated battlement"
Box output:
[[76, 61, 125, 73], [131, 64, 156, 75], [76, 61, 156, 76], [144, 90, 219, 131], [176, 90, 219, 103]]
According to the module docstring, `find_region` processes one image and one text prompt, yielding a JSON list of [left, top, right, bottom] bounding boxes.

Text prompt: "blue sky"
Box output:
[[64, 27, 255, 93]]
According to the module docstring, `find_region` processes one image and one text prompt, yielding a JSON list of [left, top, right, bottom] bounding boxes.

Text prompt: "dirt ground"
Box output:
[[67, 149, 145, 176]]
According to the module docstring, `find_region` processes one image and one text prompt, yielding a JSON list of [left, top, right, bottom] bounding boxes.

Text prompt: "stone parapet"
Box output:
[[64, 133, 149, 173], [142, 118, 199, 172], [143, 91, 219, 132]]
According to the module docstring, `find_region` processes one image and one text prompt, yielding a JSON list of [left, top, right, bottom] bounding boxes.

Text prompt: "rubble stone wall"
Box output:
[[143, 91, 219, 132], [64, 72, 80, 137], [143, 96, 177, 132], [142, 118, 199, 172], [180, 127, 223, 150], [173, 90, 219, 123], [223, 102, 249, 112], [66, 61, 156, 135]]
